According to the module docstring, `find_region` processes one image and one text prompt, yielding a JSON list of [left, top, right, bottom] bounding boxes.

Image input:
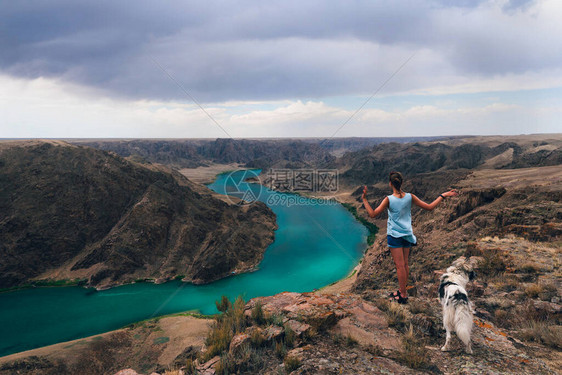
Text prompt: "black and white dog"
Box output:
[[438, 256, 477, 354]]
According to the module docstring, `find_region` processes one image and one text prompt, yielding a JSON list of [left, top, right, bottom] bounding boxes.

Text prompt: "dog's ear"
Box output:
[[467, 256, 482, 268], [468, 270, 476, 280], [451, 256, 466, 267]]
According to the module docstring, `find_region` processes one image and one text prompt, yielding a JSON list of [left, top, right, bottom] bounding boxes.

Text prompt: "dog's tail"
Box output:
[[452, 292, 473, 347]]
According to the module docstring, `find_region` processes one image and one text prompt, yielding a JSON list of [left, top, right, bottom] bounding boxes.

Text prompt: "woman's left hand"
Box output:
[[442, 189, 459, 198]]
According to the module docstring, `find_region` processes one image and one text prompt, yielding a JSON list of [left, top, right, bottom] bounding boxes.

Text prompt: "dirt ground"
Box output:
[[178, 163, 243, 184], [0, 315, 212, 372]]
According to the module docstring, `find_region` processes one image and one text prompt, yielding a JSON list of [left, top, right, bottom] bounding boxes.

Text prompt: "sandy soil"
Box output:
[[0, 315, 212, 368], [178, 163, 243, 184], [316, 263, 362, 295]]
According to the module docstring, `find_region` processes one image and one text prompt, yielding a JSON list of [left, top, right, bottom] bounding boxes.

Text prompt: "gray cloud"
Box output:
[[0, 0, 559, 102]]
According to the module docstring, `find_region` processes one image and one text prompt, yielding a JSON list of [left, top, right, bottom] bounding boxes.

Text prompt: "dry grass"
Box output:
[[387, 303, 410, 330], [251, 301, 267, 325], [184, 359, 197, 375], [524, 282, 558, 301], [250, 327, 266, 348], [275, 341, 287, 359], [478, 248, 507, 278], [215, 295, 231, 313], [202, 295, 247, 362], [518, 263, 542, 274], [70, 332, 132, 374], [394, 325, 434, 371], [374, 297, 411, 331], [283, 323, 297, 348], [284, 355, 301, 372], [408, 298, 431, 315], [518, 322, 562, 349], [494, 276, 519, 292], [345, 333, 358, 347]]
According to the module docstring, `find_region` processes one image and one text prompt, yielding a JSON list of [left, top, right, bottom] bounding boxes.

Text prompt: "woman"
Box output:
[[362, 171, 458, 304]]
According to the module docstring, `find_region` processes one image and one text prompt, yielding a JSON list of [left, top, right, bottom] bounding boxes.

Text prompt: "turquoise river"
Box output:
[[0, 169, 367, 357]]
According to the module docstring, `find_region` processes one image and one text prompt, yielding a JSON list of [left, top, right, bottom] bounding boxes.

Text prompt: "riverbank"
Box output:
[[0, 313, 214, 373]]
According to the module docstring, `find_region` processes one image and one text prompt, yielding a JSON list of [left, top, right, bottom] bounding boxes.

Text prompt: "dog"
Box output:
[[438, 256, 477, 354]]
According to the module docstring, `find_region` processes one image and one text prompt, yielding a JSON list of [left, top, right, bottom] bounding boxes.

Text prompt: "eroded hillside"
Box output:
[[0, 141, 277, 289]]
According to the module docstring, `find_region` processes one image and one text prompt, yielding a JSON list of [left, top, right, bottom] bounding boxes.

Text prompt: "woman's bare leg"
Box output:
[[390, 247, 407, 298], [402, 247, 410, 281]]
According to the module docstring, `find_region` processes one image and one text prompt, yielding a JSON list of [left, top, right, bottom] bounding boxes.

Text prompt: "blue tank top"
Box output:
[[387, 193, 417, 244]]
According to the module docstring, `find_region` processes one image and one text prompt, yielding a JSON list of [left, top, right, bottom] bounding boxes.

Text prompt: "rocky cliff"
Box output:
[[0, 141, 277, 289]]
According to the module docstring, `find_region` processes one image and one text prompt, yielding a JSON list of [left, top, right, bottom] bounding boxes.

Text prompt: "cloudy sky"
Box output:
[[1, 0, 561, 138]]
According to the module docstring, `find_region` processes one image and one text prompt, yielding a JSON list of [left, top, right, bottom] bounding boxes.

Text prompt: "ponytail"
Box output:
[[389, 171, 403, 190]]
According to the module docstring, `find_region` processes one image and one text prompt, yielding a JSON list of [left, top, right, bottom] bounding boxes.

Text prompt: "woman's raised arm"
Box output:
[[411, 190, 459, 211], [362, 186, 389, 218]]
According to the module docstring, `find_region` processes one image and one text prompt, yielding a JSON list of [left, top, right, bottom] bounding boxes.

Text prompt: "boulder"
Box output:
[[264, 325, 284, 341], [229, 333, 250, 354], [114, 370, 142, 375], [284, 320, 311, 337]]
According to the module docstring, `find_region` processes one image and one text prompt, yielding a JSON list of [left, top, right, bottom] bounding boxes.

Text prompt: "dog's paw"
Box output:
[[441, 345, 449, 352], [465, 346, 473, 354]]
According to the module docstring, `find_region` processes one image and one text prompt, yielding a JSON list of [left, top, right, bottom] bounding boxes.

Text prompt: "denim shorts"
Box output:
[[387, 235, 416, 248]]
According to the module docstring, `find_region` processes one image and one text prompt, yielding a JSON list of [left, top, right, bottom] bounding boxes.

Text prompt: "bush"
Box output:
[[518, 263, 541, 274], [479, 248, 507, 278], [283, 323, 297, 348], [270, 313, 285, 327], [275, 341, 287, 359], [250, 328, 266, 348], [251, 301, 266, 325], [408, 299, 430, 315], [284, 356, 301, 372], [494, 309, 511, 328], [203, 321, 233, 361], [216, 295, 231, 313], [184, 359, 197, 375], [525, 282, 558, 301], [345, 334, 358, 347], [385, 302, 410, 330], [203, 295, 247, 361]]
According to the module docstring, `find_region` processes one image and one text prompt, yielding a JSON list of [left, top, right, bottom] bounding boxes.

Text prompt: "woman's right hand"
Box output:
[[362, 185, 367, 200]]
